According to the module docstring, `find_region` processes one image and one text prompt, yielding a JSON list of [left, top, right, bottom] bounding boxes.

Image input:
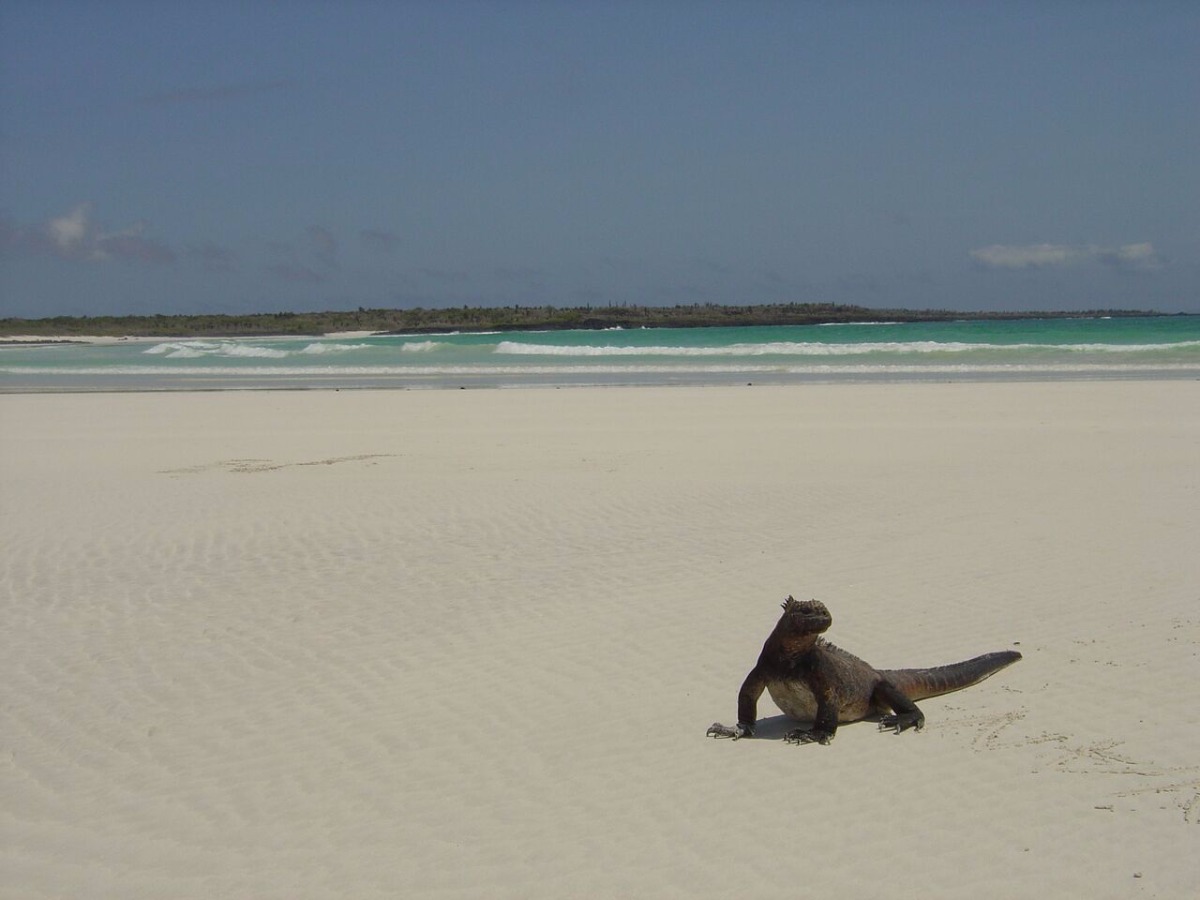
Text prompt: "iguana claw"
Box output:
[[783, 728, 832, 745], [706, 723, 745, 740]]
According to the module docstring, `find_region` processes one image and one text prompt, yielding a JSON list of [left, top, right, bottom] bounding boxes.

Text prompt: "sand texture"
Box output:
[[2, 382, 1198, 898]]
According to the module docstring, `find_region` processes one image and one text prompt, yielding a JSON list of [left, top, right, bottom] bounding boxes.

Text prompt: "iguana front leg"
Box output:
[[707, 668, 767, 739], [873, 680, 925, 734], [782, 693, 838, 745], [705, 722, 748, 739]]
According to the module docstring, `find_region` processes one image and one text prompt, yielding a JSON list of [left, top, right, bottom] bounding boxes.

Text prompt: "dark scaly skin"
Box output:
[[706, 597, 1021, 745]]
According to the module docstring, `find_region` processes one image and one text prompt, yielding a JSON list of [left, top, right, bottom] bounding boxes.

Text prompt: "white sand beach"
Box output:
[[2, 382, 1198, 898]]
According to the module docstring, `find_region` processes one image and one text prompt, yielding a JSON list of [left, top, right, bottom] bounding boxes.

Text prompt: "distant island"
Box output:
[[0, 303, 1170, 339]]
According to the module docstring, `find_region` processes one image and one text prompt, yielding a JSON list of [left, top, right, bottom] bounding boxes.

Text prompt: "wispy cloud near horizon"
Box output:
[[1096, 242, 1162, 272], [1, 203, 176, 265], [970, 242, 1162, 272]]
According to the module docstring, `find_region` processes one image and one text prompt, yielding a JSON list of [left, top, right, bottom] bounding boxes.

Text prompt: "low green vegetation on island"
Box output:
[[0, 303, 1165, 339]]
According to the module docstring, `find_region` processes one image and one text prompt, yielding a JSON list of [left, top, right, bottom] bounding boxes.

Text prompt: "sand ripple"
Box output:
[[2, 386, 1198, 898]]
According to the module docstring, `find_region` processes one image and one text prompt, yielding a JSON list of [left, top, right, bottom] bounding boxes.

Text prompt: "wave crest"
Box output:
[[143, 341, 288, 359]]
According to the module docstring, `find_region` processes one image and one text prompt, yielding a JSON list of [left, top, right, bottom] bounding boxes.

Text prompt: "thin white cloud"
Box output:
[[969, 243, 1085, 269], [94, 222, 176, 265], [48, 204, 90, 252], [1097, 242, 1162, 272], [970, 241, 1162, 272], [2, 203, 176, 265]]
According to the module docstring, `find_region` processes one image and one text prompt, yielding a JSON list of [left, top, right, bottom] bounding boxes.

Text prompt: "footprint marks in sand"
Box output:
[[1029, 731, 1200, 824], [940, 692, 1200, 824], [160, 454, 394, 475]]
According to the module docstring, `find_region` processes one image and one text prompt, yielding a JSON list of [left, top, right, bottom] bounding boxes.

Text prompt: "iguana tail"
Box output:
[[879, 650, 1021, 701]]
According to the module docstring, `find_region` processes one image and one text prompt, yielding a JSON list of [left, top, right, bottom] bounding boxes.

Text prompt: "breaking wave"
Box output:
[[299, 342, 374, 355], [144, 341, 289, 359], [5, 317, 1195, 390]]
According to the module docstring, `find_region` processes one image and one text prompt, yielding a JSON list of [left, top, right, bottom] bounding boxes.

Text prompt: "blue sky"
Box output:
[[2, 1, 1197, 318]]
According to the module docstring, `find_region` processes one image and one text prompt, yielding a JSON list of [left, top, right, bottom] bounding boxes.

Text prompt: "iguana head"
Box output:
[[778, 596, 832, 636]]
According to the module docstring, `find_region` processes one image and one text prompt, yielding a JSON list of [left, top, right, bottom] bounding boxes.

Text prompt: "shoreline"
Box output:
[[0, 334, 139, 345], [2, 362, 1198, 395]]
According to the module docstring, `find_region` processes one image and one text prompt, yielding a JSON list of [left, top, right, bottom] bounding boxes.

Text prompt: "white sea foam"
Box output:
[[144, 341, 222, 355], [817, 321, 902, 326], [221, 344, 289, 358], [299, 342, 373, 355], [143, 340, 288, 359], [494, 339, 1200, 357], [9, 362, 1200, 379], [165, 347, 207, 359]]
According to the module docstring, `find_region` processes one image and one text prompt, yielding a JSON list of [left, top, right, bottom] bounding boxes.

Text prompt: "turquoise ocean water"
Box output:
[[2, 315, 1198, 391]]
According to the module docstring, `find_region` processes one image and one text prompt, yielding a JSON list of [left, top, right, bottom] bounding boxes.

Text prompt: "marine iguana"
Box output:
[[707, 596, 1021, 744]]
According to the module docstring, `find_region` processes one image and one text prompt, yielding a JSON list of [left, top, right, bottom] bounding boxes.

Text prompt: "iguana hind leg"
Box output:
[[873, 680, 925, 734]]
